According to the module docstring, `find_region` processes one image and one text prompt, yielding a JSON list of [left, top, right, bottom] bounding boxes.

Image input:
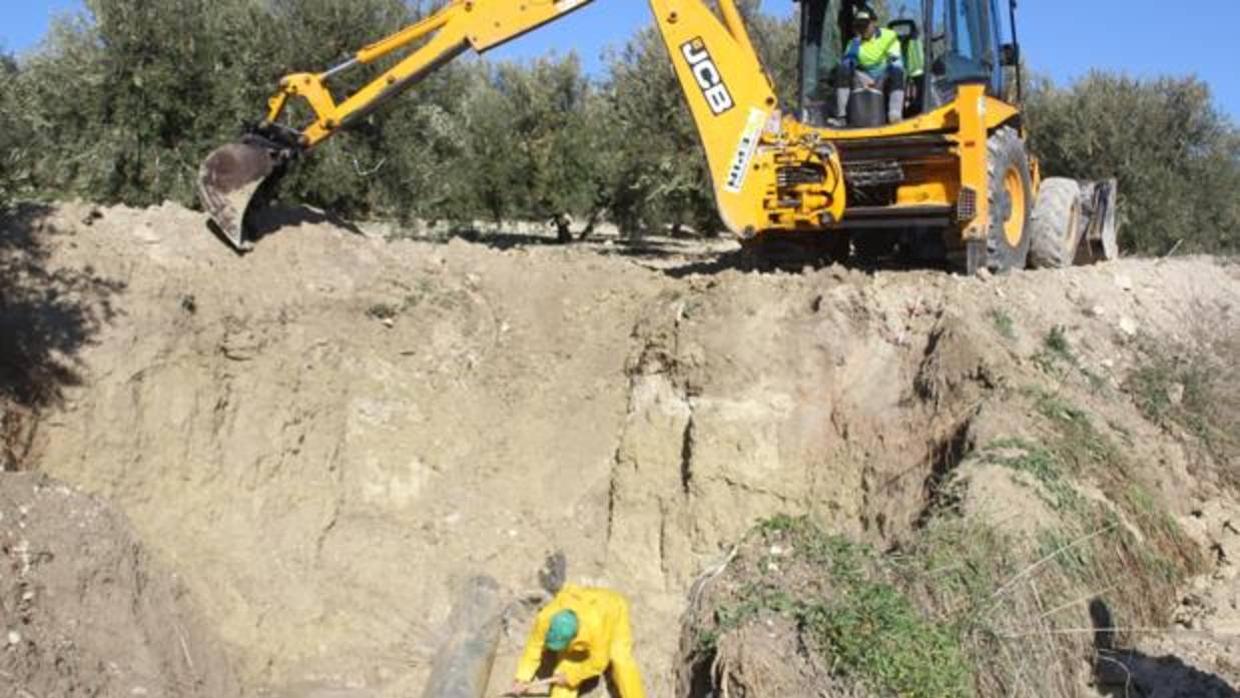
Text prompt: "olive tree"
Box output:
[[1025, 72, 1240, 255], [0, 53, 29, 210]]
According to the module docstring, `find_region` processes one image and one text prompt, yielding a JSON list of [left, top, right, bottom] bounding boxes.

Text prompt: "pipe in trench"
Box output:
[[420, 575, 505, 698]]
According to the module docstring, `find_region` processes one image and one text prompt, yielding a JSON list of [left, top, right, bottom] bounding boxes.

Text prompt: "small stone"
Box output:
[[382, 318, 395, 329], [7, 631, 20, 646], [1168, 383, 1185, 407], [1114, 274, 1134, 291], [1118, 316, 1139, 337], [975, 267, 993, 281]]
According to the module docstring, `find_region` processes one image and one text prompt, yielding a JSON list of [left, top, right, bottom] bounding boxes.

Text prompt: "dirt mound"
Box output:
[[4, 201, 1239, 696], [0, 472, 239, 697]]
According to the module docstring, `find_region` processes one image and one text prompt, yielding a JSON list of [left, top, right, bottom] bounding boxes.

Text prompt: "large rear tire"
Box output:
[[982, 127, 1034, 273], [1028, 177, 1084, 269]]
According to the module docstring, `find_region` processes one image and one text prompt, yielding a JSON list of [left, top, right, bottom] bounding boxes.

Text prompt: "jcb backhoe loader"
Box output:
[[199, 0, 1117, 273]]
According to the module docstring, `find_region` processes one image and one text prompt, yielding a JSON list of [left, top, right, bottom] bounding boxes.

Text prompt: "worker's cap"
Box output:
[[545, 610, 579, 652], [854, 7, 878, 22]]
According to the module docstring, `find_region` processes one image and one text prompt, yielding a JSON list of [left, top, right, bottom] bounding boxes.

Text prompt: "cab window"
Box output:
[[929, 0, 1002, 95]]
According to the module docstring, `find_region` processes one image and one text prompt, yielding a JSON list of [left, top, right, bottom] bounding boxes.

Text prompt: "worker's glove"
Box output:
[[841, 57, 858, 75]]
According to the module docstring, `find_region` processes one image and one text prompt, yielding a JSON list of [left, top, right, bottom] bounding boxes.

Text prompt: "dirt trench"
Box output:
[[3, 201, 1239, 696], [0, 472, 241, 698]]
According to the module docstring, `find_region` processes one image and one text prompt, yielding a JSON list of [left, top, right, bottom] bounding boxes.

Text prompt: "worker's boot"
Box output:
[[888, 89, 905, 124], [831, 87, 852, 127]]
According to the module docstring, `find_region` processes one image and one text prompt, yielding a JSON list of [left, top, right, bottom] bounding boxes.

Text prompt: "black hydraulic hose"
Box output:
[[1009, 0, 1023, 102], [921, 0, 932, 113]]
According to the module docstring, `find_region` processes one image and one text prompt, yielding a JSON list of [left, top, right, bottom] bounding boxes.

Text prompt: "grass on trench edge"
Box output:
[[693, 387, 1204, 697]]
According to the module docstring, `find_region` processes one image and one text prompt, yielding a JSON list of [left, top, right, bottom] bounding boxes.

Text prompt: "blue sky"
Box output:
[[4, 1, 1239, 118]]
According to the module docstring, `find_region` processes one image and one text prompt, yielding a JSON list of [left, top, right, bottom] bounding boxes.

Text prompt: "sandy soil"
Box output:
[[2, 201, 1238, 696]]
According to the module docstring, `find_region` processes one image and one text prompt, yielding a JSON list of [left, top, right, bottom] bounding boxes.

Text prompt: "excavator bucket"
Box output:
[[198, 132, 296, 252]]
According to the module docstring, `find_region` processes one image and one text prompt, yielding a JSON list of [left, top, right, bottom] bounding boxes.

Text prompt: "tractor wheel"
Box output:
[[981, 127, 1034, 273], [1028, 178, 1084, 269]]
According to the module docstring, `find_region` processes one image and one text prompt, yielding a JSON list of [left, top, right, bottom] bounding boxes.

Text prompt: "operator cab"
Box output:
[[796, 0, 1015, 128]]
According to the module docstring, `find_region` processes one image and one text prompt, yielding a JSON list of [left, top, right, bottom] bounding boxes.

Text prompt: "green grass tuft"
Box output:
[[1044, 325, 1072, 358], [719, 517, 975, 697], [989, 309, 1016, 340]]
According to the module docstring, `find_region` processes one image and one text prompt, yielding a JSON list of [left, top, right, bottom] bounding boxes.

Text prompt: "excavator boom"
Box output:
[[198, 0, 847, 252]]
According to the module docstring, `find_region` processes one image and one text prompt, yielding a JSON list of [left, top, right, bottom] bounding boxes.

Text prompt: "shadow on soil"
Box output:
[[1091, 599, 1239, 697], [0, 204, 124, 468], [434, 225, 953, 278], [247, 204, 366, 243]]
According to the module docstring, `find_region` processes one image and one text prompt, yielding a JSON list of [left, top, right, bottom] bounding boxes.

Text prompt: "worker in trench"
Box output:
[[508, 583, 646, 697]]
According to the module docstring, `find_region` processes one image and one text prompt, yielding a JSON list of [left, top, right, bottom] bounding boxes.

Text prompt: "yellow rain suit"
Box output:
[[515, 584, 646, 698]]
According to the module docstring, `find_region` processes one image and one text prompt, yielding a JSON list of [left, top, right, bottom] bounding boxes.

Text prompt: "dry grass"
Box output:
[[1127, 329, 1240, 490]]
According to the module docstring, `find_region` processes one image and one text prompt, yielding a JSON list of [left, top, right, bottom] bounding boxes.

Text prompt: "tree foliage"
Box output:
[[451, 56, 614, 235], [0, 52, 29, 210], [605, 27, 717, 236]]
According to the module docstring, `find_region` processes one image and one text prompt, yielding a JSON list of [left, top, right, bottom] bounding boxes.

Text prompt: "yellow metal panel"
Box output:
[[821, 106, 958, 141], [896, 180, 953, 206], [955, 83, 989, 242], [982, 96, 1021, 133], [464, 0, 597, 51]]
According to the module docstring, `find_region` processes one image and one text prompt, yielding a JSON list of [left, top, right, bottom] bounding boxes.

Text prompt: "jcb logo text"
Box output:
[[681, 38, 734, 115]]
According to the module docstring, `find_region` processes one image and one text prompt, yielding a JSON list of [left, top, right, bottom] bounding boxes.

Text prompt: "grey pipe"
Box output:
[[420, 576, 505, 698]]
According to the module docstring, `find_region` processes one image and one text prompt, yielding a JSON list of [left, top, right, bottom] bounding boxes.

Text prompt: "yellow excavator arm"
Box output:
[[198, 0, 847, 251]]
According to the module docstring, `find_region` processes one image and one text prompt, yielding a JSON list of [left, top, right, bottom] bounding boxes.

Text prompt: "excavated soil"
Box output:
[[2, 201, 1238, 696], [0, 472, 240, 698]]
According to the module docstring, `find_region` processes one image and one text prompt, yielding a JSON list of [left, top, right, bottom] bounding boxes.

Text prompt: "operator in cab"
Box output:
[[508, 583, 646, 698], [833, 5, 906, 126]]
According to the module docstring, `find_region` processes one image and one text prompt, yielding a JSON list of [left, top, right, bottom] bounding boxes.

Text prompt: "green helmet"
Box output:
[[545, 610, 579, 652]]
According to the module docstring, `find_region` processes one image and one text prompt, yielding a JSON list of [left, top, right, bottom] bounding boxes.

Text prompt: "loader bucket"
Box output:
[[197, 138, 286, 252], [1076, 178, 1119, 264]]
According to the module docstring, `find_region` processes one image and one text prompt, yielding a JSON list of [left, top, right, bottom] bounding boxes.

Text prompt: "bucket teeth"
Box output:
[[197, 139, 282, 252]]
